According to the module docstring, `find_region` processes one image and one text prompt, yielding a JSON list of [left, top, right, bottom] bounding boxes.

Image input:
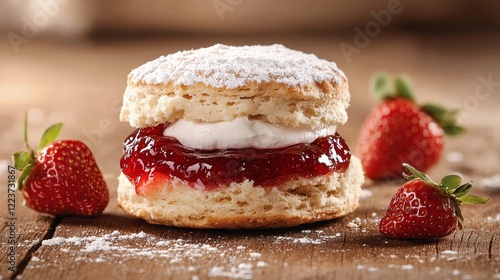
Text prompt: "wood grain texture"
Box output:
[[0, 197, 55, 279], [14, 183, 500, 280]]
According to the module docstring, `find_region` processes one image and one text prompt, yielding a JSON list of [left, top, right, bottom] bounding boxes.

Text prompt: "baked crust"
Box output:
[[120, 44, 349, 129], [117, 156, 364, 229]]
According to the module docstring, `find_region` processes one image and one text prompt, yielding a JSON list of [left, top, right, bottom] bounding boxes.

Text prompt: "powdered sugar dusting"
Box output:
[[129, 44, 345, 89], [481, 174, 500, 191], [36, 230, 270, 279], [487, 214, 500, 222], [360, 189, 373, 200], [208, 263, 253, 279]]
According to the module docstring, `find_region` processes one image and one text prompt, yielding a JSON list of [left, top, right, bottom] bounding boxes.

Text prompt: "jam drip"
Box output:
[[120, 124, 352, 194]]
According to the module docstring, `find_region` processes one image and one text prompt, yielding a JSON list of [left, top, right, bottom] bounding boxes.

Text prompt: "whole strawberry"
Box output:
[[357, 74, 464, 180], [379, 164, 488, 239], [12, 114, 109, 216]]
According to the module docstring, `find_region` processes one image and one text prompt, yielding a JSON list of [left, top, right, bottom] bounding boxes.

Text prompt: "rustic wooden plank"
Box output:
[[0, 191, 56, 279], [17, 182, 499, 280]]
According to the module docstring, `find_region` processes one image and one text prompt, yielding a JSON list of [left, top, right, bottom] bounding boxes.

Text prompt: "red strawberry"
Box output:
[[379, 164, 488, 239], [356, 74, 464, 180], [12, 114, 109, 216]]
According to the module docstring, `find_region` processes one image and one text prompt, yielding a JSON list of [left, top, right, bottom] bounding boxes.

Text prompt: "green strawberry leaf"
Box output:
[[372, 73, 393, 100], [421, 104, 465, 136], [12, 151, 34, 171], [39, 123, 63, 151], [421, 103, 446, 116], [443, 125, 466, 136], [394, 75, 414, 101], [18, 162, 36, 191], [440, 174, 462, 191], [453, 182, 472, 197], [459, 195, 489, 205]]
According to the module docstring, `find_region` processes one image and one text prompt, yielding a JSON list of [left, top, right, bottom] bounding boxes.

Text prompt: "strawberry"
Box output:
[[379, 164, 489, 239], [356, 74, 464, 180], [12, 113, 109, 216]]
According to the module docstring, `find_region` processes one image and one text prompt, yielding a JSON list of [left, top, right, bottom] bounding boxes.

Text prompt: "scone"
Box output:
[[117, 44, 364, 229]]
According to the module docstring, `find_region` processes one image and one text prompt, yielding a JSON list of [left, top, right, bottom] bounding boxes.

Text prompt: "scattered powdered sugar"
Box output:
[[41, 237, 66, 246], [276, 236, 324, 245], [256, 261, 268, 268], [31, 214, 490, 278], [346, 215, 380, 233], [360, 189, 373, 200], [82, 239, 115, 253], [480, 174, 500, 191], [401, 264, 414, 270], [36, 230, 273, 279], [347, 218, 362, 229], [487, 214, 500, 222], [129, 44, 345, 89], [249, 252, 262, 258], [357, 265, 379, 272], [41, 230, 147, 252], [208, 263, 253, 280], [446, 151, 464, 163], [118, 231, 148, 239], [441, 250, 458, 255], [275, 229, 342, 245]]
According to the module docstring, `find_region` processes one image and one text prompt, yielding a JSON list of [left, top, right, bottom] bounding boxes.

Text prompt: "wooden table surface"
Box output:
[[1, 31, 500, 280]]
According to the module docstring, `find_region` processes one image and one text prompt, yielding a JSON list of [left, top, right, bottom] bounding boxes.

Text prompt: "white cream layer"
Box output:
[[163, 117, 336, 150]]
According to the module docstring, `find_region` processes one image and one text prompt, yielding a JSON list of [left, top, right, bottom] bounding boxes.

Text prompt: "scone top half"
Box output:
[[120, 44, 349, 130]]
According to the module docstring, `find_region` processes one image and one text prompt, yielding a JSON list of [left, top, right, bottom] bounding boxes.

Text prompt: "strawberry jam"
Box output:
[[120, 124, 351, 194]]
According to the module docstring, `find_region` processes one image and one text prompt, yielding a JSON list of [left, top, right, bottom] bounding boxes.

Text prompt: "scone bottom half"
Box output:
[[117, 44, 364, 229]]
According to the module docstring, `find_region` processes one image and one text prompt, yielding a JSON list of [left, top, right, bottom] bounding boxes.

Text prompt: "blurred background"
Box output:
[[1, 0, 500, 36], [1, 0, 499, 183]]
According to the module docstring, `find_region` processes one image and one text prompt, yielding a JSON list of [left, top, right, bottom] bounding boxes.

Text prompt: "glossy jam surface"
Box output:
[[120, 124, 352, 195]]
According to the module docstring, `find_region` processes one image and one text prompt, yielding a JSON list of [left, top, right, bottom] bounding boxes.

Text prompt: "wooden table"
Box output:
[[1, 32, 499, 279]]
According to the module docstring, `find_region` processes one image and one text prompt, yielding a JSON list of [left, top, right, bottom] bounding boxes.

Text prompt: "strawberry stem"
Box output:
[[13, 112, 64, 191], [24, 111, 33, 153], [402, 163, 436, 186]]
